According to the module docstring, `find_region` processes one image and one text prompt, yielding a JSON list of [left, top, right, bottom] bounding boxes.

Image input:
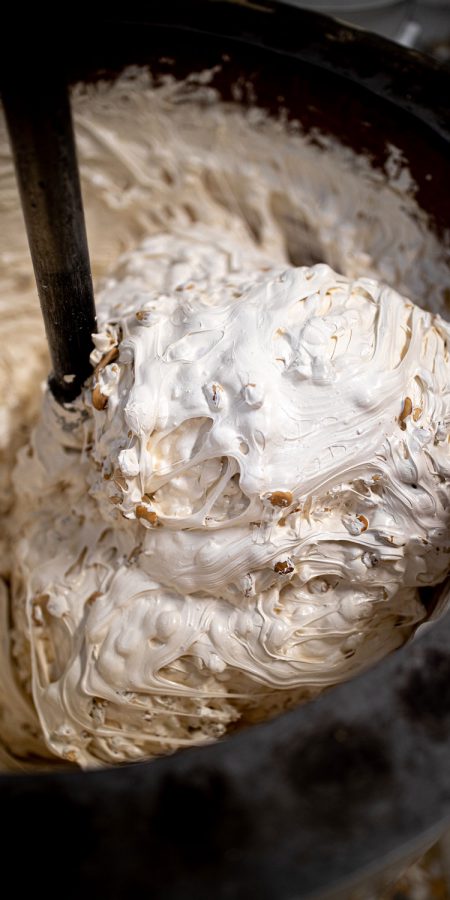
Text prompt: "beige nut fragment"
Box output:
[[86, 591, 103, 607], [31, 593, 49, 625], [274, 558, 295, 575], [94, 345, 119, 377], [413, 407, 422, 422], [92, 384, 108, 410], [399, 396, 412, 430], [63, 750, 79, 763], [136, 504, 159, 526], [268, 490, 293, 508]]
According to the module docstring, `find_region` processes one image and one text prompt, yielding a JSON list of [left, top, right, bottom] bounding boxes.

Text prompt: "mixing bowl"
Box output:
[[1, 3, 449, 897]]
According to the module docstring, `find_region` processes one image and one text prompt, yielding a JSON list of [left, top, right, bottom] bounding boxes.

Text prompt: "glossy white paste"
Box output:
[[10, 230, 450, 766], [1, 68, 449, 767]]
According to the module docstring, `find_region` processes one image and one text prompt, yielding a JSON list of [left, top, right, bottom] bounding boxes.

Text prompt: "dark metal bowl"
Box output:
[[1, 3, 450, 897]]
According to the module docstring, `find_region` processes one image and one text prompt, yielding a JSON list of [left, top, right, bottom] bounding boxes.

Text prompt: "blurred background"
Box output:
[[284, 1, 450, 61]]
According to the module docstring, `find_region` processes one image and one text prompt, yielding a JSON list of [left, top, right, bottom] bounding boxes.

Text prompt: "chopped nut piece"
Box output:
[[94, 345, 119, 376], [63, 750, 78, 763], [362, 551, 378, 568], [92, 384, 108, 410], [357, 514, 369, 532], [32, 594, 49, 625], [412, 407, 422, 421], [128, 546, 142, 563], [268, 490, 293, 508], [399, 396, 412, 430], [136, 504, 159, 526], [274, 558, 295, 575], [210, 383, 224, 408]]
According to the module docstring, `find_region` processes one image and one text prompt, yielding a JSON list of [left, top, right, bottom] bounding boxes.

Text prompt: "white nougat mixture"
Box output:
[[1, 69, 450, 768], [8, 228, 450, 767]]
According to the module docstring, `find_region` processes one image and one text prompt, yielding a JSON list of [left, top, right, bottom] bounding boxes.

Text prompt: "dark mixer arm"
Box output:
[[2, 76, 97, 404]]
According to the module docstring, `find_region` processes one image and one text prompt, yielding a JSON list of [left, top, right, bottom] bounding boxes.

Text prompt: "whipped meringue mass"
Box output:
[[1, 69, 450, 768]]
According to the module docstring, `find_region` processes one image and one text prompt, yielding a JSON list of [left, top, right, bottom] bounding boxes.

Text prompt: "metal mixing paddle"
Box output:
[[2, 76, 97, 404]]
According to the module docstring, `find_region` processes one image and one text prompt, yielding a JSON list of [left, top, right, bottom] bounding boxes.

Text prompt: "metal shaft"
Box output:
[[2, 77, 97, 404]]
